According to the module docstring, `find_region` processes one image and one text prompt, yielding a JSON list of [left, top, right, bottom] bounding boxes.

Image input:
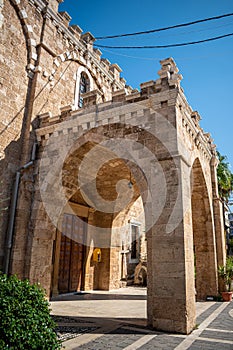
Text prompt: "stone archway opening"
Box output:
[[191, 158, 218, 300], [52, 139, 148, 295], [46, 121, 197, 334]]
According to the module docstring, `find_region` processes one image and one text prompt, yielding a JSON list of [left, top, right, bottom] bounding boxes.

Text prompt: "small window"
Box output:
[[78, 73, 90, 108], [131, 224, 140, 260]]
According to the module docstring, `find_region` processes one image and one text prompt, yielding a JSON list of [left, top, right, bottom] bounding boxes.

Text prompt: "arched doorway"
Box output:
[[57, 213, 87, 294], [51, 138, 147, 294], [40, 121, 205, 333], [191, 158, 218, 300]]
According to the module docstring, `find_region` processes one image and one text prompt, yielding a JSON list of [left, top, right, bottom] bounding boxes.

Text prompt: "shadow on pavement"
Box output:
[[51, 292, 147, 302]]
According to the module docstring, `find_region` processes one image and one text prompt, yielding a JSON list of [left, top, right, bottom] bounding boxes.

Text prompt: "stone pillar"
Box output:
[[83, 210, 95, 291], [191, 157, 218, 300], [211, 155, 226, 268], [109, 247, 121, 289], [147, 156, 196, 334]]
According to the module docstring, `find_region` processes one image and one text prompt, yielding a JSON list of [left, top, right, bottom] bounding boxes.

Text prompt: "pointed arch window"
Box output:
[[78, 72, 90, 108]]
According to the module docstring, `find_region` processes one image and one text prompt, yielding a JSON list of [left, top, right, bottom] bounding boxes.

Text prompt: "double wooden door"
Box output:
[[58, 214, 86, 293]]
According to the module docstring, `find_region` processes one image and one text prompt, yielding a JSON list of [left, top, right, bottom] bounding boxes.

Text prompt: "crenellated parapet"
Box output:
[[158, 57, 183, 87], [176, 85, 215, 161], [35, 57, 216, 163], [25, 0, 126, 92]]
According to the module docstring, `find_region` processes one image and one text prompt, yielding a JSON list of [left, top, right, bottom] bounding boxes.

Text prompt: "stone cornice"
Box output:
[[28, 0, 46, 13], [177, 90, 213, 160], [35, 88, 178, 143]]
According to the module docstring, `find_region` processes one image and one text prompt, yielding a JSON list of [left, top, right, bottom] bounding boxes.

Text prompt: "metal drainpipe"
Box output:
[[3, 143, 37, 275], [3, 171, 21, 275]]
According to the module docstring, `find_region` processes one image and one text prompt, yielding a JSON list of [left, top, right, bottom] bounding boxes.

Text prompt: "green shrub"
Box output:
[[218, 256, 233, 292], [0, 274, 61, 349]]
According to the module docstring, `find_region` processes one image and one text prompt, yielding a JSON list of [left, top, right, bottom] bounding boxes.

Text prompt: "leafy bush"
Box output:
[[0, 274, 61, 349], [218, 257, 233, 292]]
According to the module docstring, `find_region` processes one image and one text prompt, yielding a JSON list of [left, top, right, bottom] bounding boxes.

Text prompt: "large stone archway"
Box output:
[[51, 138, 146, 294], [191, 158, 218, 300], [9, 58, 225, 334]]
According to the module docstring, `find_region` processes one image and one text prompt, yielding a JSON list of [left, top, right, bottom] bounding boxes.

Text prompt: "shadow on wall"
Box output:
[[0, 117, 39, 273]]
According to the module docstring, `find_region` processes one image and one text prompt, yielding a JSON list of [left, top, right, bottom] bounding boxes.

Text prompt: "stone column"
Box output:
[[147, 156, 196, 334], [85, 211, 112, 290], [211, 155, 226, 268], [83, 209, 95, 291]]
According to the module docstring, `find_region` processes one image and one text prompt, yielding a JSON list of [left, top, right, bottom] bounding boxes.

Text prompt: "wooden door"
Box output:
[[58, 214, 86, 293]]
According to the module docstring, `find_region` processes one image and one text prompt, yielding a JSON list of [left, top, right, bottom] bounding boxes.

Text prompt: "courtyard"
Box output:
[[51, 287, 233, 349]]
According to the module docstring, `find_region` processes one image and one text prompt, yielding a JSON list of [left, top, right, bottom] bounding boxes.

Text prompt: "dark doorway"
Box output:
[[58, 214, 86, 293]]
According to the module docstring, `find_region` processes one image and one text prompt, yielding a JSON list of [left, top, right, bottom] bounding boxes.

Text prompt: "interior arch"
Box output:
[[191, 158, 218, 300]]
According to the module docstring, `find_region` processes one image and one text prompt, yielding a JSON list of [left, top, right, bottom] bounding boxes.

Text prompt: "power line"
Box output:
[[141, 20, 233, 42], [95, 13, 233, 40], [100, 47, 232, 62], [94, 32, 233, 49]]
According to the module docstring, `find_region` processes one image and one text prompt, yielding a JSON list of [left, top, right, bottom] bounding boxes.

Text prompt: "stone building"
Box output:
[[0, 0, 226, 334], [229, 213, 233, 237]]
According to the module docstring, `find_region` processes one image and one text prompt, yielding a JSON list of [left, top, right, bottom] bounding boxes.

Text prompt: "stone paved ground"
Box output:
[[50, 288, 233, 349]]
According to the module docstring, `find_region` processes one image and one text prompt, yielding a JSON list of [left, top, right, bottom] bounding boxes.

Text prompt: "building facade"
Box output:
[[0, 0, 226, 334], [229, 213, 233, 237]]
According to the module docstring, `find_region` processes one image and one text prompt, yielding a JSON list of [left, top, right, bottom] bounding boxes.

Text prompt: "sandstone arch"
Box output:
[[191, 158, 218, 300], [7, 57, 225, 335], [3, 1, 226, 335]]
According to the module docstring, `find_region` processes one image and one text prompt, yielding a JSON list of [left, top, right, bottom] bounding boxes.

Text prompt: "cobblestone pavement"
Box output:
[[50, 288, 233, 349]]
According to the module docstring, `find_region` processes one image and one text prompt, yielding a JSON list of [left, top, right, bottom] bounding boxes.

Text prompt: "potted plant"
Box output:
[[218, 257, 233, 301]]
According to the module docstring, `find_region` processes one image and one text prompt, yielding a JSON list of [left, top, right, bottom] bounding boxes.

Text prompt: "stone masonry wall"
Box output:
[[0, 0, 29, 266], [0, 0, 127, 271]]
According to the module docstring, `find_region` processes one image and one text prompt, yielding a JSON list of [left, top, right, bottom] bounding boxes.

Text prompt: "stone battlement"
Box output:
[[37, 57, 183, 127], [36, 58, 214, 162]]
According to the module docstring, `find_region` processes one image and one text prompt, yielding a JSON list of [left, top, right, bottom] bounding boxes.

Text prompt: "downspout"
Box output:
[[3, 171, 20, 274], [3, 143, 37, 275]]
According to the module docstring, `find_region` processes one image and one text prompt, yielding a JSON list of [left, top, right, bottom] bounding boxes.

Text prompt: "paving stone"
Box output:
[[196, 302, 220, 325], [74, 333, 144, 349], [201, 329, 233, 342], [207, 303, 233, 331], [189, 339, 233, 350], [137, 335, 184, 349], [110, 326, 150, 335]]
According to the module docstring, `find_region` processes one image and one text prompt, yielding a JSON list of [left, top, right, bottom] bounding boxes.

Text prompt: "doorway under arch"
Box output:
[[51, 138, 147, 295]]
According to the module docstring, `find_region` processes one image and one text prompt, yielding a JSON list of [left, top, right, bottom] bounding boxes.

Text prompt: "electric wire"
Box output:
[[134, 20, 233, 42], [99, 47, 233, 62], [95, 13, 233, 39], [94, 32, 233, 49]]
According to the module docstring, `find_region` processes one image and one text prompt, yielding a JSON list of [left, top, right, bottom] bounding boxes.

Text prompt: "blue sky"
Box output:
[[59, 0, 233, 169]]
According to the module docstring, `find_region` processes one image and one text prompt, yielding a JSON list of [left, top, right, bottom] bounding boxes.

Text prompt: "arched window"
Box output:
[[74, 67, 93, 109], [78, 72, 90, 108]]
